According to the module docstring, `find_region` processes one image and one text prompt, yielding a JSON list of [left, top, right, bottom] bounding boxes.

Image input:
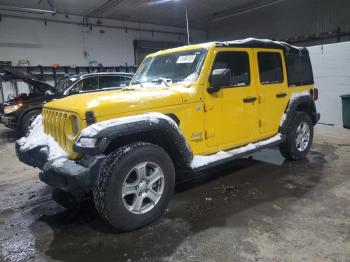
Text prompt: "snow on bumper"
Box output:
[[15, 115, 105, 192]]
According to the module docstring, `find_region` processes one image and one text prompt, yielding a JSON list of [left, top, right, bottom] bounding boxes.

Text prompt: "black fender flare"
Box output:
[[73, 113, 193, 168], [280, 95, 318, 134]]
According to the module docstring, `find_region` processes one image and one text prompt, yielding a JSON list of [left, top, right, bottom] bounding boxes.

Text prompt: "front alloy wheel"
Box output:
[[122, 162, 164, 214], [94, 142, 175, 231]]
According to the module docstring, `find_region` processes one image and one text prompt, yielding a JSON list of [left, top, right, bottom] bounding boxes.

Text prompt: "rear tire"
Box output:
[[21, 110, 40, 136], [93, 142, 175, 231], [279, 111, 313, 160]]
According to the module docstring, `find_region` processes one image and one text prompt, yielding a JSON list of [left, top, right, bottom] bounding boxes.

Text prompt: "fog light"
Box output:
[[76, 137, 97, 147]]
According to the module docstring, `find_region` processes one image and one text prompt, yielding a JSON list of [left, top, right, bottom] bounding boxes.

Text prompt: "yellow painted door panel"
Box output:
[[253, 48, 290, 136], [204, 48, 259, 150]]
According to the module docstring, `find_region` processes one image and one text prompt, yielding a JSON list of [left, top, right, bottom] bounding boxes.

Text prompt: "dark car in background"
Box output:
[[0, 68, 133, 135]]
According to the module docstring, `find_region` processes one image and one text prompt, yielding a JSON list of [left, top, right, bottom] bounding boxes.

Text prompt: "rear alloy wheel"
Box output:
[[295, 122, 311, 152], [279, 111, 314, 160], [94, 142, 175, 231]]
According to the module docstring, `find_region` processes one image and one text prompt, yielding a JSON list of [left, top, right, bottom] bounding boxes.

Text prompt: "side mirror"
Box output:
[[208, 68, 231, 94]]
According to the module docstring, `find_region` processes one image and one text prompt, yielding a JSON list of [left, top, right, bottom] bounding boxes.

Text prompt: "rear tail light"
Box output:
[[310, 88, 318, 101]]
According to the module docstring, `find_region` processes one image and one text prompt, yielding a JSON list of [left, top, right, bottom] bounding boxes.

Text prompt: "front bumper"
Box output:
[[1, 114, 16, 129], [15, 141, 105, 192]]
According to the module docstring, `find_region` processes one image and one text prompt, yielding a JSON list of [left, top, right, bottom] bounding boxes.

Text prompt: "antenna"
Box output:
[[147, 0, 190, 44], [185, 8, 190, 45]]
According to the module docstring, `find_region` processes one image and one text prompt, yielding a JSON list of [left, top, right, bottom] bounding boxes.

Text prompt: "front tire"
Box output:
[[94, 142, 175, 231], [20, 110, 40, 136], [279, 111, 314, 160]]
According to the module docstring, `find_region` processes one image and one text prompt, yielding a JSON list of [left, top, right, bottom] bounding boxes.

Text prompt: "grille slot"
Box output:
[[42, 108, 81, 159]]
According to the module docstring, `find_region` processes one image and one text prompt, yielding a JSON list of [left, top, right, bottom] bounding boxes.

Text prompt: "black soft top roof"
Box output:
[[215, 38, 307, 54], [214, 38, 313, 86]]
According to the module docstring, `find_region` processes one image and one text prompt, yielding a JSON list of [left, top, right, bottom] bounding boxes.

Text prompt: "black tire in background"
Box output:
[[279, 111, 314, 160], [94, 142, 175, 231], [20, 110, 40, 136]]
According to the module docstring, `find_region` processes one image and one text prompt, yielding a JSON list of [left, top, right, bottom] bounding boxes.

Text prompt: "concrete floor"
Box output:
[[0, 124, 349, 262]]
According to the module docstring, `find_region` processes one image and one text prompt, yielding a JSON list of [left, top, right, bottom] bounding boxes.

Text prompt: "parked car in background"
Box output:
[[0, 68, 133, 135]]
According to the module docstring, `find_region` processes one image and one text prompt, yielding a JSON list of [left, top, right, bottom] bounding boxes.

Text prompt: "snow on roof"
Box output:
[[150, 38, 305, 57]]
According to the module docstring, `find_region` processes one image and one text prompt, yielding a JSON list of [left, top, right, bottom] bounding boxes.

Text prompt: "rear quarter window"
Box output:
[[285, 51, 314, 86]]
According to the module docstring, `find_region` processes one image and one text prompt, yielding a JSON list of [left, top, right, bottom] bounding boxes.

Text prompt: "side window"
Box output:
[[124, 77, 131, 86], [99, 76, 122, 89], [257, 52, 283, 84], [80, 77, 98, 92], [212, 51, 250, 87], [285, 52, 314, 86]]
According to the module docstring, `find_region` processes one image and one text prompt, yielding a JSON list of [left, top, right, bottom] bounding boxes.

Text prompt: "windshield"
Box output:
[[54, 76, 79, 94], [131, 48, 207, 86]]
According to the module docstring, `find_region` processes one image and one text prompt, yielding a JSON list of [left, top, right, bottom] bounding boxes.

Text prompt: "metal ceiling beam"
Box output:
[[0, 0, 56, 15], [0, 5, 56, 15], [212, 0, 285, 21], [86, 0, 124, 18], [1, 13, 187, 38]]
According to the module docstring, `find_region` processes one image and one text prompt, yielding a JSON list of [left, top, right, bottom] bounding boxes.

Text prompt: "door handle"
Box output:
[[243, 96, 257, 103], [276, 92, 287, 98]]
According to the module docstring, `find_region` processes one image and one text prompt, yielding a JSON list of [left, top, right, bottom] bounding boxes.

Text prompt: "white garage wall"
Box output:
[[0, 13, 207, 67], [308, 41, 350, 125]]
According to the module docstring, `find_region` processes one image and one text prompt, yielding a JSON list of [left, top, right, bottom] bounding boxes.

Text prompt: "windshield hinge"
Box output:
[[204, 103, 214, 112]]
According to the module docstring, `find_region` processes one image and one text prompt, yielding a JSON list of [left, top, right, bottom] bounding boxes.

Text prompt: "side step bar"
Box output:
[[191, 134, 285, 172]]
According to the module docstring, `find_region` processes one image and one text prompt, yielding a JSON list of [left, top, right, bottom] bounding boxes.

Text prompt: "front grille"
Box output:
[[42, 108, 82, 159]]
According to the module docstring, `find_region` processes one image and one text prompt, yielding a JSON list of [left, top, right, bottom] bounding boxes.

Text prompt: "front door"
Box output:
[[204, 48, 259, 150], [253, 49, 290, 136]]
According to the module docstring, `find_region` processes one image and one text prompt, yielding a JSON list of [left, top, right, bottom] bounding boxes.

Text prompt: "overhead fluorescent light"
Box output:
[[147, 0, 180, 6], [212, 0, 285, 22]]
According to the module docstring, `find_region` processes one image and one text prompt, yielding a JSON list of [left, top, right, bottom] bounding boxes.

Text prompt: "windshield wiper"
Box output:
[[151, 78, 171, 87]]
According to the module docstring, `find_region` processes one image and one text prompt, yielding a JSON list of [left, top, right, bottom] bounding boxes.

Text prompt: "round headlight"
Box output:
[[65, 115, 79, 138]]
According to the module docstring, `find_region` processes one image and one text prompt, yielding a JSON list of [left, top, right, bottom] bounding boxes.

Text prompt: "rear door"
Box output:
[[254, 49, 289, 136]]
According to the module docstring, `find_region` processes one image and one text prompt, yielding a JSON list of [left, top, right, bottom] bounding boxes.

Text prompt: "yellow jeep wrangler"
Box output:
[[16, 38, 319, 230]]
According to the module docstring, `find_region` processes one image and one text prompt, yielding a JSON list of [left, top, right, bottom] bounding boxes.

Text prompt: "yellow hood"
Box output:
[[44, 87, 184, 119]]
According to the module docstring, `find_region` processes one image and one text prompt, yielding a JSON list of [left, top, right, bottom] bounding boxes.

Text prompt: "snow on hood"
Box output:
[[17, 115, 68, 161], [45, 87, 184, 119]]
